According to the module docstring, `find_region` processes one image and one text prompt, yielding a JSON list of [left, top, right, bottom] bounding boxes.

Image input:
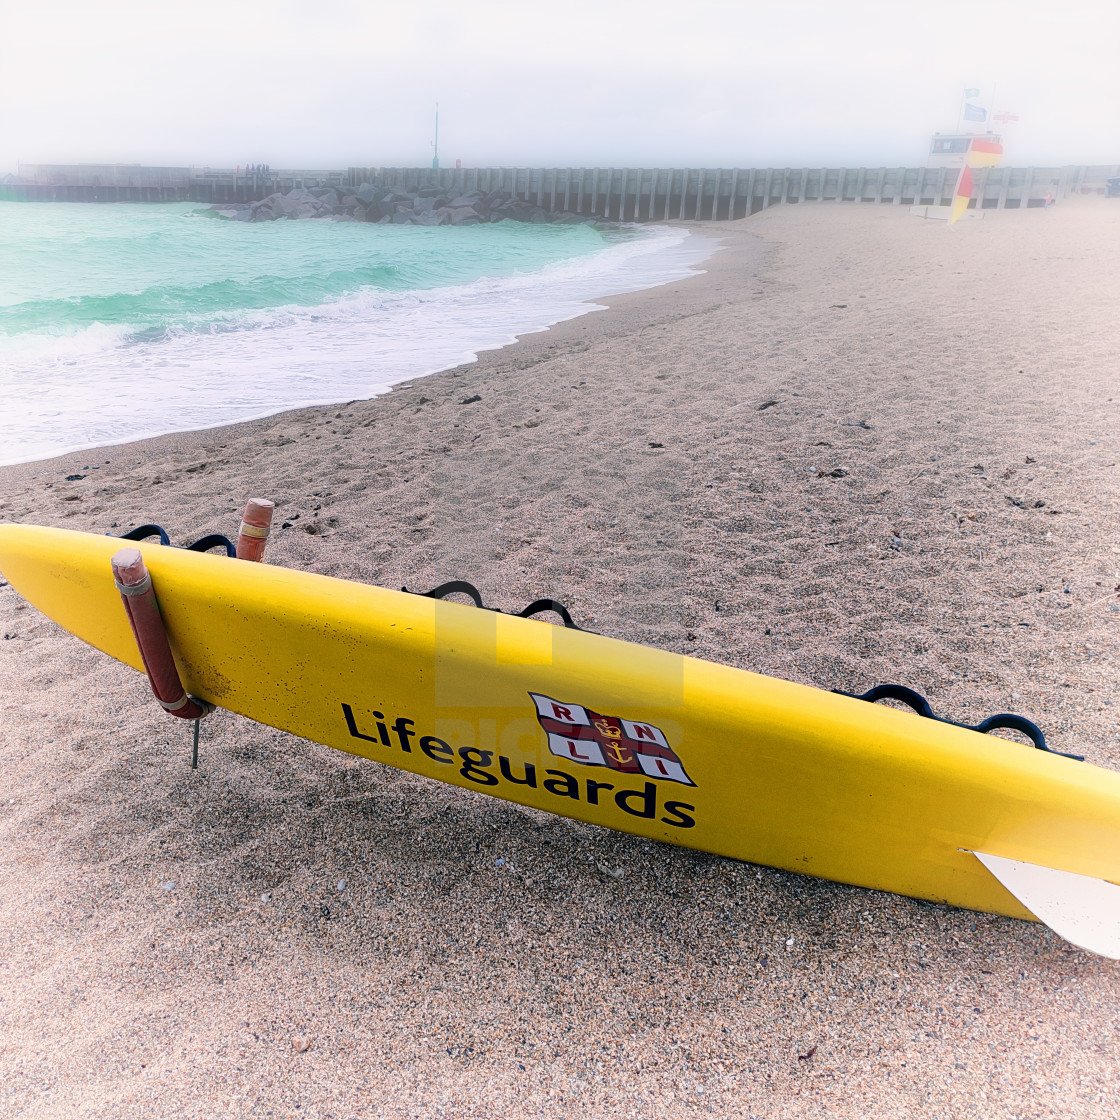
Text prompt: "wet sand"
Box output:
[[2, 198, 1119, 1118]]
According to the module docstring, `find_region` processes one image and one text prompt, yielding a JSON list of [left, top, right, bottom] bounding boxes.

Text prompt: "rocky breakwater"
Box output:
[[212, 183, 589, 225]]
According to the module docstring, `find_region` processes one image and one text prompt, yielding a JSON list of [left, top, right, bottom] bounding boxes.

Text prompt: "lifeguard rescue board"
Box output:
[[2, 523, 1119, 957]]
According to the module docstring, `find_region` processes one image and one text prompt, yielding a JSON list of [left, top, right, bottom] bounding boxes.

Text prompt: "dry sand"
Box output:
[[2, 198, 1119, 1119]]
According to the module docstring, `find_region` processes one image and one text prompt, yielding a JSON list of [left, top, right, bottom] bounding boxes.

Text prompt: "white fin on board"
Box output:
[[973, 851, 1120, 960]]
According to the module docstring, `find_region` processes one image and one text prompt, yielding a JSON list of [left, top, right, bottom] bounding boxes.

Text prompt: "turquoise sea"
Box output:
[[0, 202, 711, 465]]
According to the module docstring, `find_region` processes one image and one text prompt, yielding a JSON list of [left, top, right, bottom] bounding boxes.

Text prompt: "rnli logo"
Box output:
[[530, 693, 695, 786]]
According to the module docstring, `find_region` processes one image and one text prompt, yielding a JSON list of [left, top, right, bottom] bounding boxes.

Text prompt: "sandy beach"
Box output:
[[2, 198, 1120, 1118]]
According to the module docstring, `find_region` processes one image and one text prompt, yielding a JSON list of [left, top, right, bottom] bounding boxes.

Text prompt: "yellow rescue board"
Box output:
[[3, 523, 1119, 924]]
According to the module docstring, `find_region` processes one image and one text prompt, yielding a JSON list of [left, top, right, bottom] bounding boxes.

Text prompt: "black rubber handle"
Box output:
[[834, 684, 1082, 761]]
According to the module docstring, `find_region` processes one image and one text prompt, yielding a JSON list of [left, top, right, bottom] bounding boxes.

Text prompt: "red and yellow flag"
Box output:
[[950, 165, 974, 226], [968, 138, 1003, 168]]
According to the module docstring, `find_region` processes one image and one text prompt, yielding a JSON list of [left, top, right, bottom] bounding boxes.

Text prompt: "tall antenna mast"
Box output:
[[432, 103, 440, 170]]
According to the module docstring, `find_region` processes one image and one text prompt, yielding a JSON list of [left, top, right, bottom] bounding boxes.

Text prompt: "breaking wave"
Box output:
[[0, 201, 714, 465]]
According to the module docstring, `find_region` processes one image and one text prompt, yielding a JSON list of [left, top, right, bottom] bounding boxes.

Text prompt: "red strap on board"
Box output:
[[111, 547, 211, 721]]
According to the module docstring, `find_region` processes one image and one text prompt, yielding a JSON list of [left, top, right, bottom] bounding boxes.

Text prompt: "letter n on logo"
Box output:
[[621, 718, 670, 750]]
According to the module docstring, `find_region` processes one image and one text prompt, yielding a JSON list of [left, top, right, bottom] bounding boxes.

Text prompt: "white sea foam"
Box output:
[[0, 321, 136, 361], [0, 225, 716, 467]]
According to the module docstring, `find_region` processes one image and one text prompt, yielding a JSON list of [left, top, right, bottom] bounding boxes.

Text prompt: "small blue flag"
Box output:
[[963, 103, 987, 122]]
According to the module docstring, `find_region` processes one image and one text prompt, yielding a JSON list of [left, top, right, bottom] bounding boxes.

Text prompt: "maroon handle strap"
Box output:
[[111, 547, 212, 721]]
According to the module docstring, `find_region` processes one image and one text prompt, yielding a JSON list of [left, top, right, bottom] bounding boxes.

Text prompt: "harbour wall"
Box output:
[[347, 165, 1119, 218], [3, 165, 348, 204], [4, 164, 1117, 215]]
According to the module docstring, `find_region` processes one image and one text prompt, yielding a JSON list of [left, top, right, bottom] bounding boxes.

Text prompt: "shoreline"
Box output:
[[0, 217, 719, 471], [2, 201, 1119, 1119]]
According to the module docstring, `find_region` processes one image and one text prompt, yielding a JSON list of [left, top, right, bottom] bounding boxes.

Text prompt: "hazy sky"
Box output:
[[2, 0, 1117, 173]]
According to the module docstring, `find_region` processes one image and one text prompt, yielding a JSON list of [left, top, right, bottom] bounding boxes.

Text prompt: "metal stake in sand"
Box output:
[[111, 547, 213, 766], [236, 498, 275, 562]]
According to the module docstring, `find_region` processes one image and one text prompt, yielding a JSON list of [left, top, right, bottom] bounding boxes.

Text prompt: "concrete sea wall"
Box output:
[[4, 163, 1118, 215]]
